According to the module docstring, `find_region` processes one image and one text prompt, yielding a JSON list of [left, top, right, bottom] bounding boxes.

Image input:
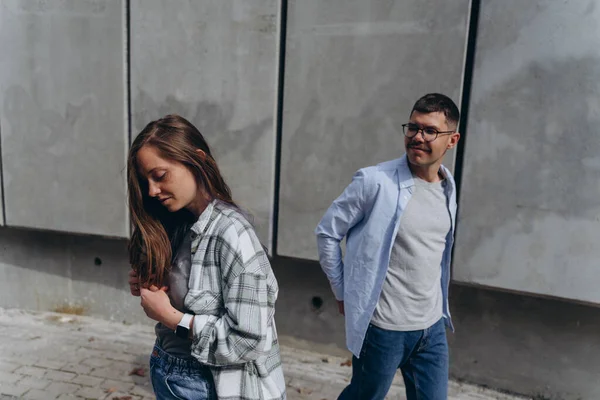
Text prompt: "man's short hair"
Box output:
[[411, 93, 460, 130]]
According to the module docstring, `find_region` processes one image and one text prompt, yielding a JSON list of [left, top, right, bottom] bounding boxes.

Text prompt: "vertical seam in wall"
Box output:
[[451, 0, 480, 275], [0, 120, 5, 225], [456, 1, 474, 119], [455, 0, 480, 201], [126, 0, 132, 151], [125, 0, 132, 236], [271, 0, 288, 257]]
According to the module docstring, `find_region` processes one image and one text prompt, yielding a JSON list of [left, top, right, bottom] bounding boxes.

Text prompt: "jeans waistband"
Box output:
[[151, 342, 211, 377]]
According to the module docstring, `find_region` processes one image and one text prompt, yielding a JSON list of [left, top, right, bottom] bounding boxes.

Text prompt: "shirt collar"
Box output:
[[397, 154, 454, 190], [190, 199, 217, 237], [397, 154, 415, 189]]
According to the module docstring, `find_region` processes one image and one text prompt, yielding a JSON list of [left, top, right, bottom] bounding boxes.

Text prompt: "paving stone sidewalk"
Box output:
[[0, 308, 528, 400]]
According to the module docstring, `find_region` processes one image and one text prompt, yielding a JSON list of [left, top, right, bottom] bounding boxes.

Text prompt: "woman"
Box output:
[[126, 114, 286, 400]]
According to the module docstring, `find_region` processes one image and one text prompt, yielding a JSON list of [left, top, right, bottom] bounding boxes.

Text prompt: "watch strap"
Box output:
[[174, 313, 193, 338]]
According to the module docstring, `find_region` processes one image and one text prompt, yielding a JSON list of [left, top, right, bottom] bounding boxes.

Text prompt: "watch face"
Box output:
[[175, 325, 189, 339]]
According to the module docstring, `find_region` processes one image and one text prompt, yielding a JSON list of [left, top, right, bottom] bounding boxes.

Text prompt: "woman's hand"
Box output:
[[128, 269, 141, 296], [140, 285, 182, 330]]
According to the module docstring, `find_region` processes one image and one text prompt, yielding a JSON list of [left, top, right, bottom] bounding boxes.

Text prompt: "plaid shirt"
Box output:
[[184, 200, 286, 399]]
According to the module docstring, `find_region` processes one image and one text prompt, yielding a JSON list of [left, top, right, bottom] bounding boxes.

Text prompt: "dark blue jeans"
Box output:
[[149, 344, 217, 400], [339, 318, 448, 400]]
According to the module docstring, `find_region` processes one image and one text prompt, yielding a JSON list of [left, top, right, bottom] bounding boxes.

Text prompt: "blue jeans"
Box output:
[[149, 344, 217, 400], [339, 318, 448, 400]]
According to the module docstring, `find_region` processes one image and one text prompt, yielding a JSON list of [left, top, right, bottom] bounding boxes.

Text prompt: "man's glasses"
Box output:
[[402, 123, 455, 143]]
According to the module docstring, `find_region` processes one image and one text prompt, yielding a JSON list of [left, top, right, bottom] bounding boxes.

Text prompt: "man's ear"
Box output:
[[447, 132, 461, 149]]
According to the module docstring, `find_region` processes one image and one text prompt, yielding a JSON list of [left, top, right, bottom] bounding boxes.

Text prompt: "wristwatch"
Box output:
[[175, 313, 193, 339]]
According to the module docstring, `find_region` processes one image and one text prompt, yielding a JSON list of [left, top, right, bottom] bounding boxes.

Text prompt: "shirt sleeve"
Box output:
[[314, 168, 369, 301], [190, 225, 272, 366]]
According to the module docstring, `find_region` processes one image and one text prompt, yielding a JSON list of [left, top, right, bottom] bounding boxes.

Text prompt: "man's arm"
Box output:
[[315, 169, 369, 302]]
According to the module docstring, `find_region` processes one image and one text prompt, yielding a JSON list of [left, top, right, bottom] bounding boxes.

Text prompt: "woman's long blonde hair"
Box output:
[[127, 114, 236, 287]]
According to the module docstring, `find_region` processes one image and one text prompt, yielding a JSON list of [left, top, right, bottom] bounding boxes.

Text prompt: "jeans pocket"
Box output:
[[164, 373, 211, 400], [163, 375, 186, 400]]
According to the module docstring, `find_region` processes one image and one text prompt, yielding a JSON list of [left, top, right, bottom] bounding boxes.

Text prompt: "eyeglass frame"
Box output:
[[401, 123, 456, 143]]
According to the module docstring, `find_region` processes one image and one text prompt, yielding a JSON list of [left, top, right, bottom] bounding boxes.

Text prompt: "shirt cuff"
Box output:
[[332, 285, 344, 301], [192, 314, 211, 334]]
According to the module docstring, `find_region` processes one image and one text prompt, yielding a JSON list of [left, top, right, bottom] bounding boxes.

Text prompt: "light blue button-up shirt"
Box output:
[[315, 155, 456, 357]]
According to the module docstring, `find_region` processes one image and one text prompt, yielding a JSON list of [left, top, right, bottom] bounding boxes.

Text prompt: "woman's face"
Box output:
[[136, 145, 202, 214]]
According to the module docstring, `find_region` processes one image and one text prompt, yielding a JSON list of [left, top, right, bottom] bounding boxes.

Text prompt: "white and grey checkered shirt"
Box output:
[[184, 200, 286, 400]]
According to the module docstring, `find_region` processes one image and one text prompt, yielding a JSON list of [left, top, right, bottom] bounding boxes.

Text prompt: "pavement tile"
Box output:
[[0, 308, 529, 400]]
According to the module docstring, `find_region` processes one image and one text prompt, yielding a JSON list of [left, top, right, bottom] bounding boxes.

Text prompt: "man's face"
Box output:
[[404, 111, 460, 168]]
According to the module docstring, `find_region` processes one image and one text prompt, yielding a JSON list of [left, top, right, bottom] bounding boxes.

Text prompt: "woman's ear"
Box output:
[[196, 149, 207, 158]]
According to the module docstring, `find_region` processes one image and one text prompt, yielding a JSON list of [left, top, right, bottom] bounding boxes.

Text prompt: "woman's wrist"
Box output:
[[163, 307, 184, 331]]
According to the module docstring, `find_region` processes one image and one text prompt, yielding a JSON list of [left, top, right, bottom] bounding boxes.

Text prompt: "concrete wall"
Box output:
[[452, 0, 600, 304], [130, 0, 280, 249], [277, 0, 471, 259], [0, 0, 128, 237], [448, 284, 600, 400], [2, 1, 600, 399], [0, 226, 142, 324]]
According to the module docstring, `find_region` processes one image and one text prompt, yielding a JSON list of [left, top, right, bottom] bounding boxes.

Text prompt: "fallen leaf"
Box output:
[[321, 357, 330, 363], [340, 358, 352, 367], [129, 367, 146, 377], [88, 337, 95, 342], [112, 397, 132, 400], [105, 388, 117, 393], [296, 387, 313, 395]]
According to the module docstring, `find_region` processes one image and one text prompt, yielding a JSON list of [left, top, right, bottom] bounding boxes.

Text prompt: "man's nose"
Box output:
[[413, 130, 426, 142]]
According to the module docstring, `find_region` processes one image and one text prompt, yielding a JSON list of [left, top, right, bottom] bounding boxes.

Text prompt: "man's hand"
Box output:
[[337, 300, 345, 316]]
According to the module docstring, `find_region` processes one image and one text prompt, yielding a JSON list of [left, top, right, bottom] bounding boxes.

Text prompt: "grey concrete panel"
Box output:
[[278, 0, 471, 259], [0, 227, 143, 324], [448, 285, 600, 400], [0, 0, 128, 237], [452, 0, 600, 304], [130, 0, 279, 251]]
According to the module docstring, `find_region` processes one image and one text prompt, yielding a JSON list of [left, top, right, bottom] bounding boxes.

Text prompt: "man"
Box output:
[[315, 93, 461, 400]]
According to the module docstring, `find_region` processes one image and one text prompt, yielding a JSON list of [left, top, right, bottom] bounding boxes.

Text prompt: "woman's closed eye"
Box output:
[[153, 172, 167, 182]]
